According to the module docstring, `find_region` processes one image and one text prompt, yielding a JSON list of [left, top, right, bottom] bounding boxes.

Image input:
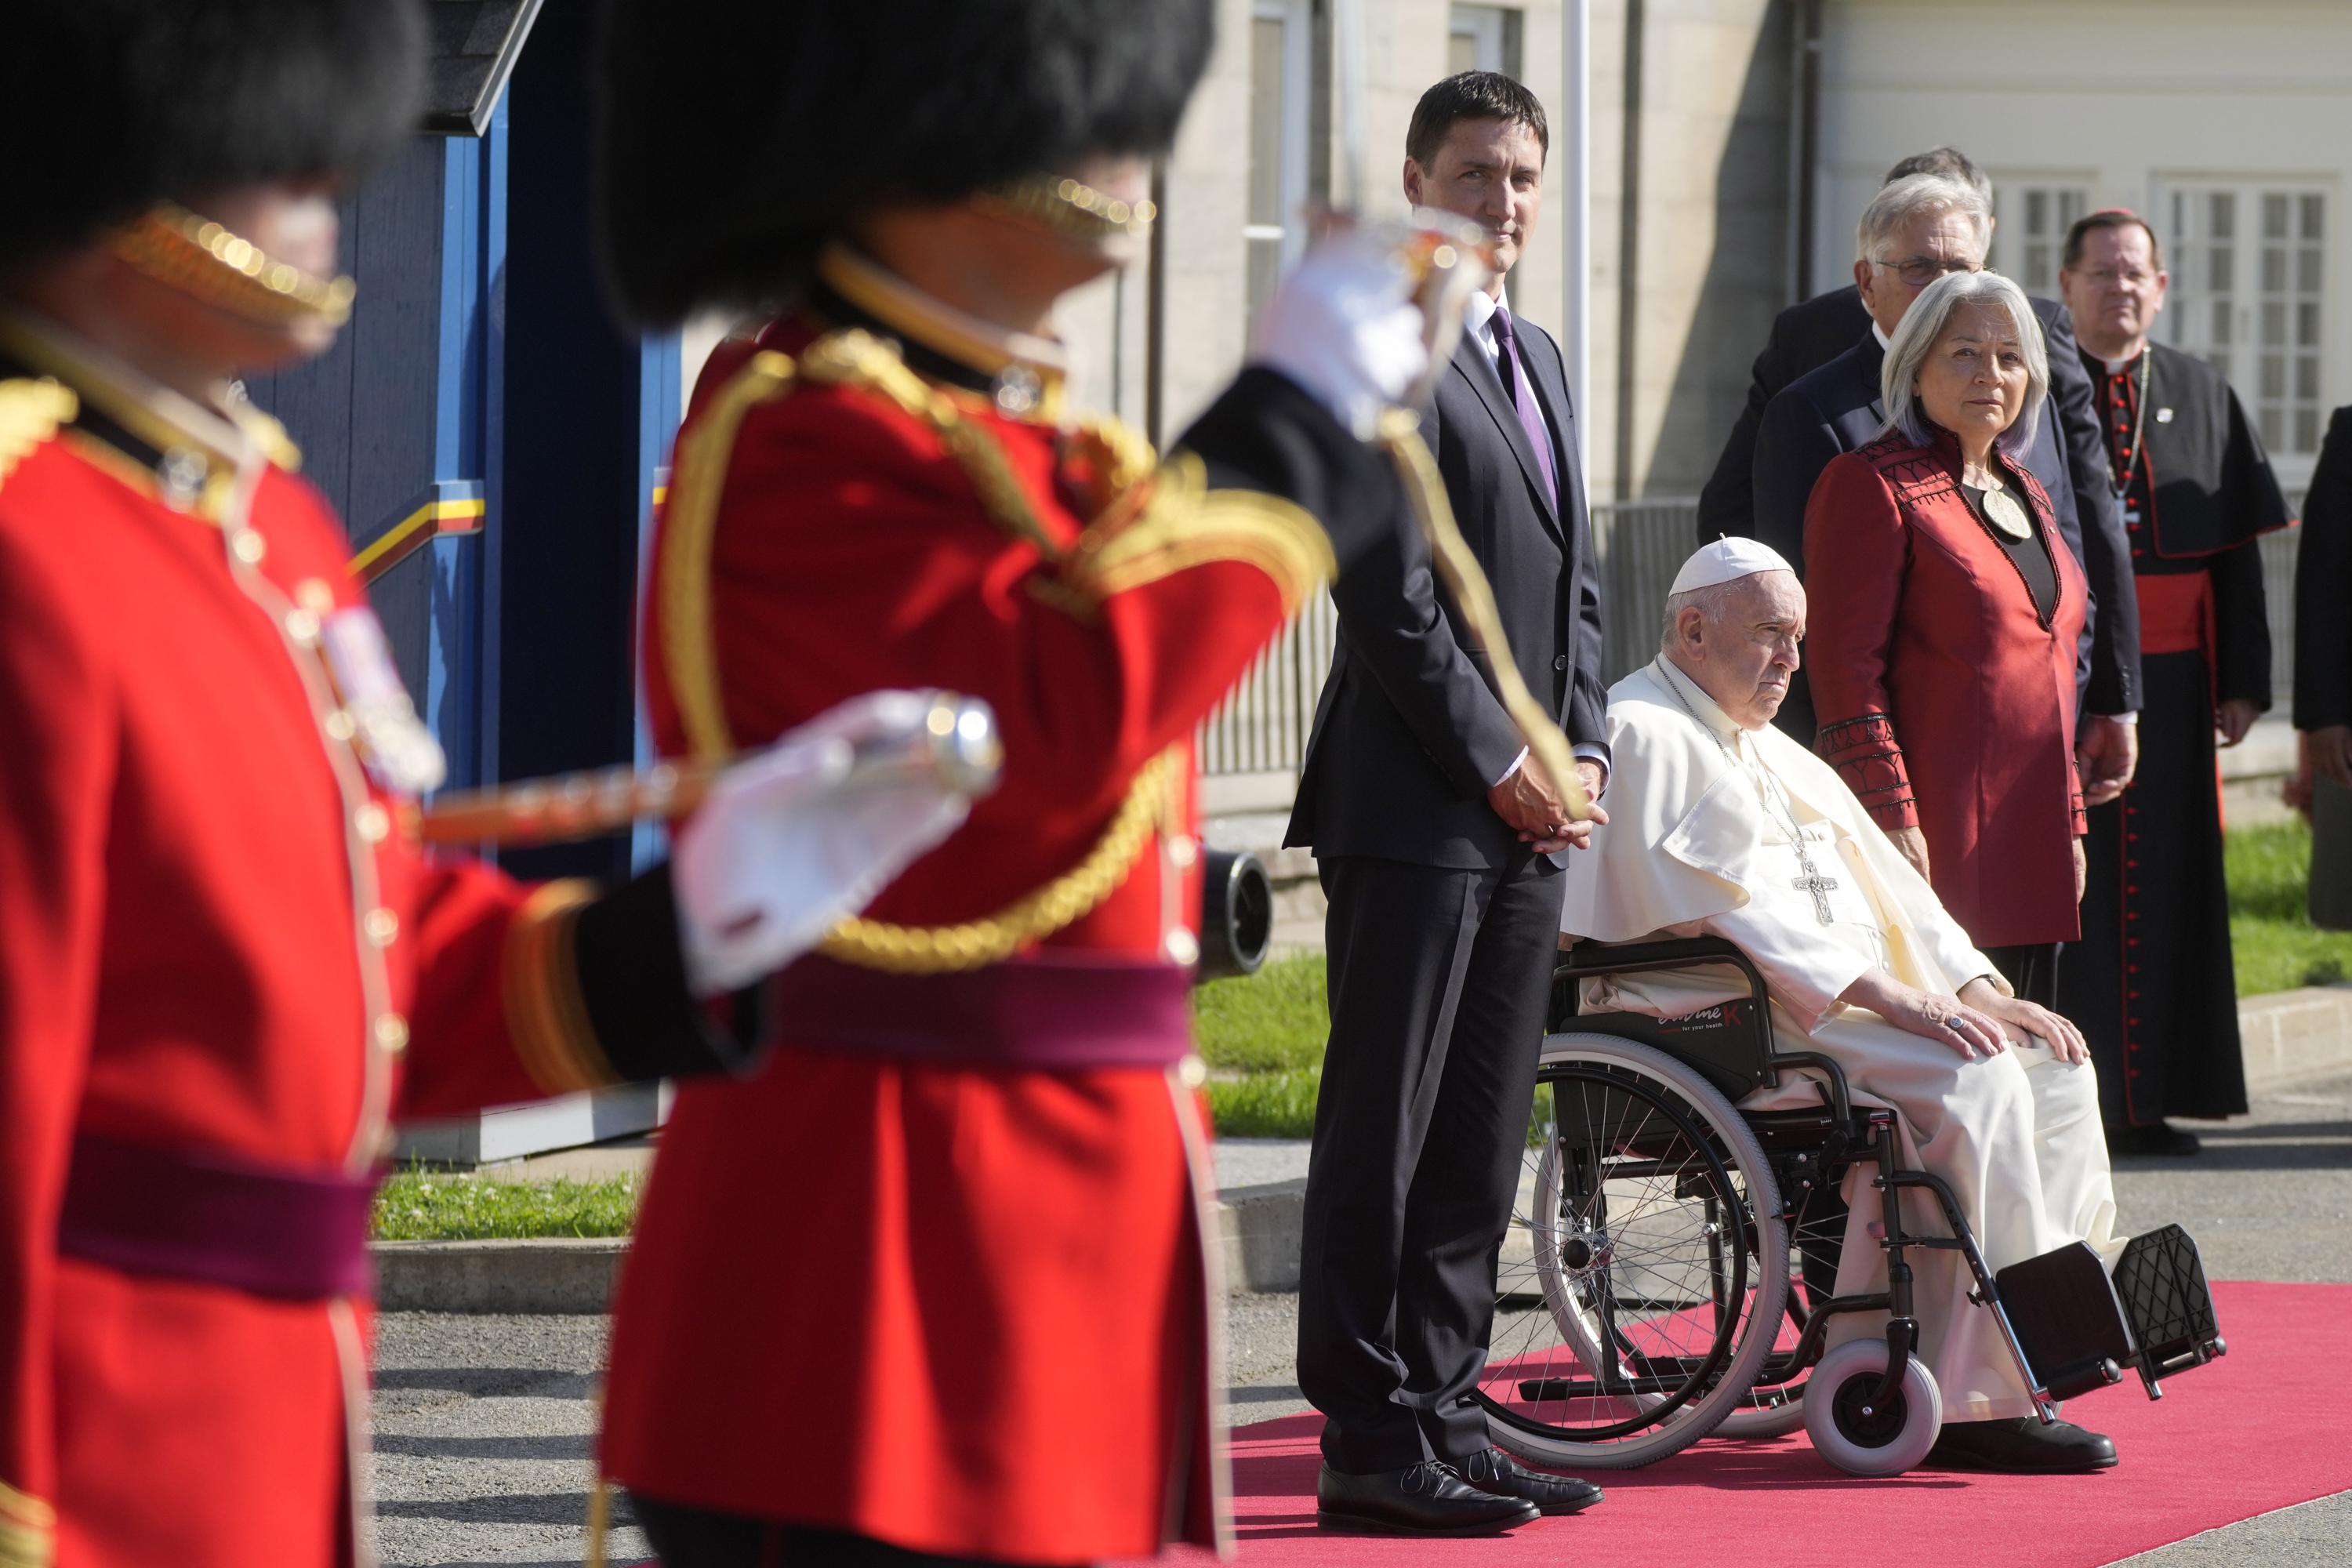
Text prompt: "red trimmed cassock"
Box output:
[[1804, 429, 2090, 955], [0, 314, 731, 1568], [598, 246, 1392, 1562], [2056, 341, 2285, 1128]]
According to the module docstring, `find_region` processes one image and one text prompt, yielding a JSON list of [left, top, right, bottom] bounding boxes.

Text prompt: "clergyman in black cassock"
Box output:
[[2056, 215, 2284, 1149]]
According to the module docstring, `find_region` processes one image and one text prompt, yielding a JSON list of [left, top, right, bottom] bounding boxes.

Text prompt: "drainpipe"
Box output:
[[1790, 0, 1824, 303]]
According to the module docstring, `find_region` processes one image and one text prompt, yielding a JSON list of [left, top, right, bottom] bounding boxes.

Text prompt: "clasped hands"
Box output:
[[1837, 969, 2089, 1065], [1487, 756, 1607, 854]]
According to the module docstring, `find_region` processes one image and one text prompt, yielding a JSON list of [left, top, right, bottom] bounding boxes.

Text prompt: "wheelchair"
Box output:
[[1475, 936, 2227, 1476]]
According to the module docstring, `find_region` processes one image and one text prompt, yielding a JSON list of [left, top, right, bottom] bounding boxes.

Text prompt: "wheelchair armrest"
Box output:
[[1553, 935, 1771, 1014]]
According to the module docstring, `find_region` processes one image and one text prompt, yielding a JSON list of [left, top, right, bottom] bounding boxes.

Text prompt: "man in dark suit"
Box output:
[[1701, 149, 2141, 793], [1283, 71, 1607, 1537]]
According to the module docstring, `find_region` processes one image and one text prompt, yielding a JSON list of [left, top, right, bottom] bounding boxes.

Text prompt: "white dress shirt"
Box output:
[[1459, 286, 1606, 795]]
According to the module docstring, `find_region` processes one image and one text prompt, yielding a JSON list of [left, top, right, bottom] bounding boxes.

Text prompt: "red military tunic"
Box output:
[[1805, 429, 2089, 948], [599, 247, 1364, 1561], [0, 315, 638, 1568]]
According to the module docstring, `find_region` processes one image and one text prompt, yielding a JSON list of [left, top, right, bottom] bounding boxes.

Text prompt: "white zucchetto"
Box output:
[[1670, 537, 1796, 597]]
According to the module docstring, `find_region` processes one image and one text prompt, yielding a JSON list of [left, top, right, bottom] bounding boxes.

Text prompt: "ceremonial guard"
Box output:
[[0, 7, 975, 1565], [2056, 210, 2285, 1155], [589, 3, 1431, 1563]]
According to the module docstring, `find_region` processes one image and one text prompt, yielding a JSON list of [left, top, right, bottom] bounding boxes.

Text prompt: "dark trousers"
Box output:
[[1984, 942, 2061, 1009], [1297, 849, 1561, 1473], [630, 1494, 1043, 1568]]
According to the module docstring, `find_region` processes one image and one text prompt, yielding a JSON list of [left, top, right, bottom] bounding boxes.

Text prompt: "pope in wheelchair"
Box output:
[[1536, 539, 2221, 1477]]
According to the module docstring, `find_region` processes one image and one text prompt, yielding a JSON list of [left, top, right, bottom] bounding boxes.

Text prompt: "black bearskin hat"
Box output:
[[0, 0, 426, 273], [593, 0, 1215, 328]]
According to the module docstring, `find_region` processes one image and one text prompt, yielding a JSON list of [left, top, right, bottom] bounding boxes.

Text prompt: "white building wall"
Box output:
[[1815, 0, 2352, 486]]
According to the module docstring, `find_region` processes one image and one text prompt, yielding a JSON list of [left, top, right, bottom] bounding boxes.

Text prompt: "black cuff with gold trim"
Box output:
[[1175, 367, 1402, 573], [572, 863, 773, 1082]]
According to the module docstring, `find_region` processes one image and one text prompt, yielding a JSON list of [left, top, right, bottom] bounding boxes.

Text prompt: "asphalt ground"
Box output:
[[369, 1071, 2352, 1567]]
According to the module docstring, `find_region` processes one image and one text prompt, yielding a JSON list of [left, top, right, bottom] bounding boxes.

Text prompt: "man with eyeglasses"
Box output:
[[1706, 151, 2140, 786], [2054, 209, 2286, 1158]]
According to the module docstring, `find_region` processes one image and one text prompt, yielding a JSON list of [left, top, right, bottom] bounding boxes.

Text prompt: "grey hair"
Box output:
[[1659, 582, 1739, 649], [1879, 269, 2049, 454], [1853, 172, 1990, 265]]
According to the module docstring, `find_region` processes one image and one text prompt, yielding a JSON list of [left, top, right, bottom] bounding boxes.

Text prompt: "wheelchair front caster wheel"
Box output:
[[1804, 1338, 1942, 1475]]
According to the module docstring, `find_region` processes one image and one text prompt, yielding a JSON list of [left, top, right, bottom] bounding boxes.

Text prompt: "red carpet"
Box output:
[[1127, 1282, 2352, 1567]]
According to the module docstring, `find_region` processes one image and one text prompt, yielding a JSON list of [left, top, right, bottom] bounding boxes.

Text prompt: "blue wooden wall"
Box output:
[[255, 4, 670, 881]]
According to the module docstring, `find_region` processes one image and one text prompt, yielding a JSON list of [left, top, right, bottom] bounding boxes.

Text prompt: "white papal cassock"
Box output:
[[1559, 658, 2120, 1421]]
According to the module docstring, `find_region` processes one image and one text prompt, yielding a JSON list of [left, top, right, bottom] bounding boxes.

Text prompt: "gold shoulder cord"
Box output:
[[0, 378, 77, 495], [1375, 408, 1589, 818], [657, 330, 1174, 974]]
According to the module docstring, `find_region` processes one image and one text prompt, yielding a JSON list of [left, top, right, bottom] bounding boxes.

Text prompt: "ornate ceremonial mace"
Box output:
[[1330, 0, 1592, 822]]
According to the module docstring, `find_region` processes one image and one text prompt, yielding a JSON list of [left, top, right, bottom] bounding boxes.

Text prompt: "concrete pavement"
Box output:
[[368, 1071, 2352, 1567]]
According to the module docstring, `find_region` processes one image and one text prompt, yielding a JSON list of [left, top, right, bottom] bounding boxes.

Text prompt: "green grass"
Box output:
[[1192, 953, 1330, 1138], [2227, 819, 2352, 996], [1205, 1065, 1324, 1139], [1190, 953, 1329, 1073], [370, 1168, 642, 1242]]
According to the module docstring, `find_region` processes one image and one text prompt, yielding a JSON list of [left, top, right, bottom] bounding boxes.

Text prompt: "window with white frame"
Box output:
[[1245, 0, 1313, 332], [1449, 5, 1523, 78], [1995, 181, 2089, 298], [2160, 181, 2328, 457]]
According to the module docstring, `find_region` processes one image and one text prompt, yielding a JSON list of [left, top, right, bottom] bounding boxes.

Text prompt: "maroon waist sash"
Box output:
[[769, 949, 1196, 1068], [57, 1132, 376, 1301]]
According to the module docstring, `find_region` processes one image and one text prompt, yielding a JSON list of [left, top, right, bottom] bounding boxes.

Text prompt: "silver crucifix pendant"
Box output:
[[1793, 866, 1838, 924]]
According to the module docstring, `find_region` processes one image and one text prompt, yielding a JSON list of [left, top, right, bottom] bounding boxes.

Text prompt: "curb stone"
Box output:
[[370, 985, 2352, 1314]]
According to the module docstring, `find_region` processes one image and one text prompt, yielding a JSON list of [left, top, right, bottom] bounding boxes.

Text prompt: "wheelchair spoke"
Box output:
[[1481, 1045, 1789, 1463]]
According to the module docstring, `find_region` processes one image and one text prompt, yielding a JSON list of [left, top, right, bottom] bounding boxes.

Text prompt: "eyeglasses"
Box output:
[[1870, 256, 1981, 289]]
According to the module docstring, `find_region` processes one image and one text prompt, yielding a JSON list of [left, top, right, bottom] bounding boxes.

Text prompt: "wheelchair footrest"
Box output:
[[2114, 1223, 2225, 1396], [1994, 1242, 2133, 1402]]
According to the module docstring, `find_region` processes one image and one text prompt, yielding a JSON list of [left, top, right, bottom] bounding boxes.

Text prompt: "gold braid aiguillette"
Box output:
[[978, 176, 1157, 242], [111, 203, 357, 328]]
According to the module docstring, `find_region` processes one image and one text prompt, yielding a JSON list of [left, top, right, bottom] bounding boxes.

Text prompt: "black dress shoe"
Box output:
[[2107, 1121, 2201, 1156], [1458, 1447, 1604, 1515], [1316, 1460, 1541, 1535], [1929, 1417, 2118, 1473]]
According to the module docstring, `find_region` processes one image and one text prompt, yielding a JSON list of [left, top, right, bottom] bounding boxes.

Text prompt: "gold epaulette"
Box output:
[[0, 1476, 54, 1568], [0, 379, 76, 498]]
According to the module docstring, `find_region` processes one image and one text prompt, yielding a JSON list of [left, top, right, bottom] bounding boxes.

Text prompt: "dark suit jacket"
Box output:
[[1285, 314, 1607, 870], [2296, 405, 2352, 731], [1701, 283, 2141, 716]]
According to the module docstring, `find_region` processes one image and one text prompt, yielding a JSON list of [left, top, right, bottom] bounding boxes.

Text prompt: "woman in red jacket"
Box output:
[[1806, 269, 2089, 1007]]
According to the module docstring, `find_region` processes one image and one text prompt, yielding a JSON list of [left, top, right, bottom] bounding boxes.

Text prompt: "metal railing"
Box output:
[[1197, 497, 2312, 780]]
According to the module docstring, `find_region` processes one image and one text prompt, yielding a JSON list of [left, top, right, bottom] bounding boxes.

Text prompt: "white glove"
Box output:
[[1247, 225, 1432, 439], [672, 690, 978, 994]]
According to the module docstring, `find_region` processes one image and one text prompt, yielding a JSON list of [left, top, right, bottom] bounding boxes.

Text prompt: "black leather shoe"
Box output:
[[1929, 1417, 2118, 1473], [1316, 1460, 1541, 1535], [2107, 1121, 2201, 1156], [1458, 1446, 1604, 1515]]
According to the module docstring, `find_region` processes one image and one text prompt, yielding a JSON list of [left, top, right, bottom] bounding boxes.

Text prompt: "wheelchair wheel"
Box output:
[[1802, 1337, 1942, 1475], [1479, 1033, 1788, 1471]]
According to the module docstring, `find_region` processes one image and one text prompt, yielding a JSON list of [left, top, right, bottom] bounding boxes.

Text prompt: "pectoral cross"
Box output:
[[1792, 864, 1840, 926]]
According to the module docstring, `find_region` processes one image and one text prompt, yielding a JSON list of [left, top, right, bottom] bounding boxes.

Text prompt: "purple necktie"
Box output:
[[1490, 305, 1559, 513]]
